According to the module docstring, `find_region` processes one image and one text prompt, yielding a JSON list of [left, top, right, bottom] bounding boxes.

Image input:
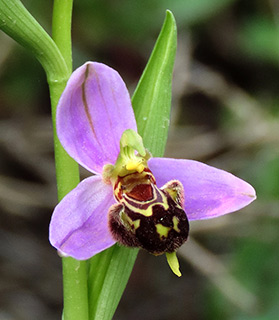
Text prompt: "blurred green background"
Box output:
[[0, 0, 278, 319]]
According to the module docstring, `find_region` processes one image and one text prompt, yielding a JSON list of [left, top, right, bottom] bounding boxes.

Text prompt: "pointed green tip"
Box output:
[[166, 252, 182, 277], [165, 9, 174, 19], [165, 9, 176, 30]]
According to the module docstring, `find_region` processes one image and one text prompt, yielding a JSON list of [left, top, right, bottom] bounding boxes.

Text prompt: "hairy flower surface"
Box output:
[[49, 62, 256, 276]]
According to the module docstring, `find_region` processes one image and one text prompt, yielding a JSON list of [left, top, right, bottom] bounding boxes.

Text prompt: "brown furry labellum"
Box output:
[[108, 168, 189, 255]]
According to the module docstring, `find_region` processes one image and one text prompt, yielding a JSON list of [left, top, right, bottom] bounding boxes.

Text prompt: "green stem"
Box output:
[[48, 77, 89, 320], [51, 1, 89, 320], [62, 258, 89, 320], [0, 0, 88, 318], [52, 0, 73, 72]]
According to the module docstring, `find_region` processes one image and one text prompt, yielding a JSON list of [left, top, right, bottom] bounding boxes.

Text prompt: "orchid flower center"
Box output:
[[104, 130, 189, 277], [102, 129, 150, 184]]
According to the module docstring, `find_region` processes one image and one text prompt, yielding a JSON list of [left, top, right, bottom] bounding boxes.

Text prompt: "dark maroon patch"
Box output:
[[127, 184, 153, 201]]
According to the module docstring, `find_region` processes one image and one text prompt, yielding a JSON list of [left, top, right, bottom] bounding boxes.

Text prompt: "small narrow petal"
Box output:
[[49, 176, 116, 260], [149, 158, 256, 220], [57, 62, 137, 174]]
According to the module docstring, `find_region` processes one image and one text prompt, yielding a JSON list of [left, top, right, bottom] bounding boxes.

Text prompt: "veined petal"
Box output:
[[57, 62, 137, 174], [49, 175, 116, 260], [149, 158, 256, 220]]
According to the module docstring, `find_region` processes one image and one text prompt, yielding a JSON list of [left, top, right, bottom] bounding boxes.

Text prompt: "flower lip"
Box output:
[[108, 174, 189, 254]]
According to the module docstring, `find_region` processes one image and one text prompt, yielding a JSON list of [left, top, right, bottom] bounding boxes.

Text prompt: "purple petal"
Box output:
[[49, 176, 116, 260], [57, 62, 137, 174], [149, 158, 256, 220]]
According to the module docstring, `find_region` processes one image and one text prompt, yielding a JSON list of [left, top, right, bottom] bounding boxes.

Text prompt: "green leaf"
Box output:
[[132, 10, 177, 157], [88, 246, 137, 320], [87, 10, 177, 320], [0, 0, 68, 81]]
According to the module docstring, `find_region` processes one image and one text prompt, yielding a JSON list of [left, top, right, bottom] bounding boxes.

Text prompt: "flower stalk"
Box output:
[[51, 1, 89, 320]]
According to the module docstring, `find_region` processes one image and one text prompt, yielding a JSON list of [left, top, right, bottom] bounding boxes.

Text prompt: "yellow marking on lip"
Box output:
[[156, 224, 171, 240], [122, 187, 169, 217], [172, 216, 180, 233], [120, 212, 141, 232], [132, 219, 141, 229], [123, 198, 169, 217]]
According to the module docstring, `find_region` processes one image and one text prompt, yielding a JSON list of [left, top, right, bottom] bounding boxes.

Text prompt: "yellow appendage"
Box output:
[[166, 252, 181, 277]]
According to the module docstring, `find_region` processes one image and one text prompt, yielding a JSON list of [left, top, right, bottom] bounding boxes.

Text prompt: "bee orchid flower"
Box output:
[[49, 62, 256, 276]]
